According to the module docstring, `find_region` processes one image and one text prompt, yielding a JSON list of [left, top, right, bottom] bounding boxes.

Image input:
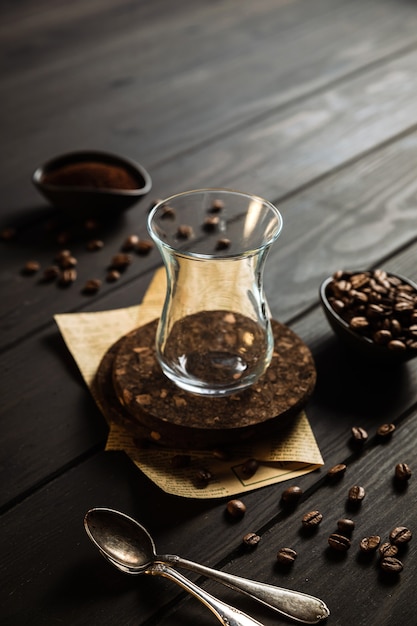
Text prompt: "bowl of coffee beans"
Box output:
[[320, 269, 417, 363], [32, 150, 152, 218]]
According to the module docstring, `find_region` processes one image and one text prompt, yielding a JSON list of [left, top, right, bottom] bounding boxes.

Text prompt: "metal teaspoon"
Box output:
[[84, 508, 330, 624], [84, 508, 263, 626]]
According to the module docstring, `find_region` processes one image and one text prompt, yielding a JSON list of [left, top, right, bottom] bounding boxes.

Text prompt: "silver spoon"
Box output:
[[84, 508, 330, 624], [84, 508, 264, 626]]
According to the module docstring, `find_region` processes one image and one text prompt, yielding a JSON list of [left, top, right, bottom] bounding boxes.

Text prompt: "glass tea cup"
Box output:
[[147, 188, 283, 396]]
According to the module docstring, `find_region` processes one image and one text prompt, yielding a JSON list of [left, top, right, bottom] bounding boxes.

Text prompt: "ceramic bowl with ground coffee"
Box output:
[[32, 150, 152, 217], [320, 269, 417, 363]]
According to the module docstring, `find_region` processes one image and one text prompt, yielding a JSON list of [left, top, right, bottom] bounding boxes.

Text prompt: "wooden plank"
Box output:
[[1, 403, 416, 625], [3, 0, 417, 202]]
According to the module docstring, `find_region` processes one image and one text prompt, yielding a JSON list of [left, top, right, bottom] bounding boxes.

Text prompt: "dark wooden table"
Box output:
[[2, 1, 417, 624]]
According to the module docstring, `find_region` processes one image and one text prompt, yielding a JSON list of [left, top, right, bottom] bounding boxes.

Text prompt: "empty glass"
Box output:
[[148, 188, 283, 396]]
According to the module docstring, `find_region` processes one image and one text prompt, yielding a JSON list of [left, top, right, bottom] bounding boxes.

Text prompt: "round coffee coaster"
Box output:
[[103, 318, 316, 449]]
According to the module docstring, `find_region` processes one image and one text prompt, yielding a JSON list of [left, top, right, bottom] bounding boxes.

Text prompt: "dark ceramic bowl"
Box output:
[[32, 150, 152, 218], [319, 271, 417, 364]]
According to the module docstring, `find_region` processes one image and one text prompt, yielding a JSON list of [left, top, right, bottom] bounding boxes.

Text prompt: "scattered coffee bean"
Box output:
[[84, 218, 99, 231], [177, 224, 193, 239], [58, 268, 77, 286], [1, 226, 16, 240], [241, 458, 259, 478], [86, 239, 104, 251], [348, 485, 366, 503], [59, 255, 77, 269], [106, 269, 121, 282], [82, 279, 102, 294], [276, 547, 297, 565], [121, 235, 139, 250], [195, 468, 212, 487], [351, 426, 368, 444], [226, 499, 247, 519], [216, 238, 231, 250], [380, 556, 403, 574], [327, 463, 347, 480], [359, 535, 381, 553], [22, 260, 40, 275], [42, 265, 60, 282], [135, 239, 154, 255], [203, 215, 220, 231], [301, 510, 323, 528], [56, 231, 71, 245], [377, 423, 396, 439], [328, 533, 351, 552], [395, 463, 412, 481], [337, 518, 355, 535], [55, 249, 72, 263], [389, 526, 412, 546], [379, 542, 398, 558], [171, 454, 191, 469], [110, 253, 132, 270], [243, 532, 261, 548], [159, 204, 176, 219], [209, 199, 224, 213], [281, 485, 303, 507]]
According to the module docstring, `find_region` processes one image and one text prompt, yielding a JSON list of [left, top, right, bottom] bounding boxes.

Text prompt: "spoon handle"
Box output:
[[150, 563, 265, 626], [160, 555, 329, 624]]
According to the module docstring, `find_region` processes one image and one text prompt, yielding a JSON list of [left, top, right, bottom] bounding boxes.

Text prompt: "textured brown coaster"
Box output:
[[93, 318, 316, 449]]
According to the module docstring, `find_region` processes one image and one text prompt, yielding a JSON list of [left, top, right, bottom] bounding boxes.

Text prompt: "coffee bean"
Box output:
[[177, 224, 194, 239], [135, 239, 154, 255], [359, 535, 381, 552], [1, 226, 16, 240], [59, 255, 77, 269], [209, 199, 224, 213], [226, 499, 246, 519], [326, 270, 417, 354], [22, 260, 40, 275], [301, 510, 323, 528], [55, 249, 72, 263], [121, 235, 139, 250], [216, 238, 231, 250], [87, 239, 104, 251], [82, 279, 101, 294], [106, 269, 121, 282], [351, 426, 368, 443], [110, 253, 132, 270], [203, 215, 220, 231], [58, 268, 77, 286], [159, 203, 176, 219], [243, 532, 261, 548], [327, 463, 347, 480], [377, 423, 396, 439], [196, 468, 212, 487], [241, 458, 259, 478], [379, 542, 398, 558], [328, 533, 351, 552], [395, 462, 412, 481], [281, 485, 303, 507], [389, 526, 412, 545], [380, 556, 403, 573], [42, 265, 60, 281], [337, 518, 355, 535], [276, 547, 297, 565], [348, 485, 366, 503]]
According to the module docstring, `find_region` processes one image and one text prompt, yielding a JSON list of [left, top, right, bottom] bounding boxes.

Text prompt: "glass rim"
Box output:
[[147, 187, 283, 259]]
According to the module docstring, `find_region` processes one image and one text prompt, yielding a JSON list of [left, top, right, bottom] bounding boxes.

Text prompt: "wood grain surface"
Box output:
[[1, 1, 417, 625]]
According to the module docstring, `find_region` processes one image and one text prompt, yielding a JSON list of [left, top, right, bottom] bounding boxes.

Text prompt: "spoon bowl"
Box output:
[[84, 507, 329, 624]]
